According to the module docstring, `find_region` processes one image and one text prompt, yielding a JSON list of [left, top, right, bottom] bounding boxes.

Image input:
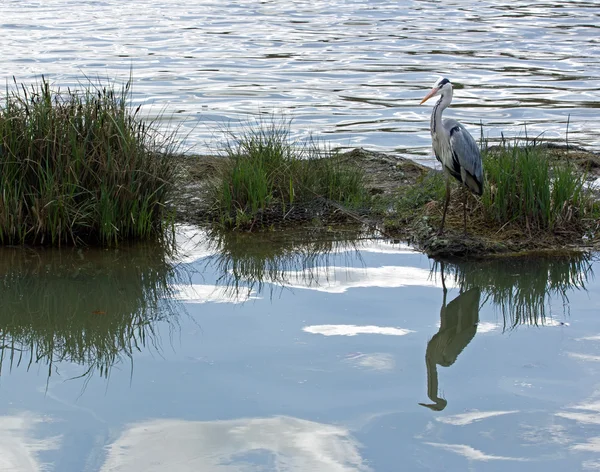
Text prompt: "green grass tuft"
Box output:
[[385, 137, 598, 241], [481, 139, 596, 233], [0, 76, 178, 246], [394, 171, 446, 217], [208, 118, 368, 229]]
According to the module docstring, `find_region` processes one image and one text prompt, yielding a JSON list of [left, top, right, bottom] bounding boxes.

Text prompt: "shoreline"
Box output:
[[171, 146, 600, 259]]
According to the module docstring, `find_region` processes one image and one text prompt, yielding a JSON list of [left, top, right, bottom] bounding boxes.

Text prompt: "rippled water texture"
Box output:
[[1, 0, 598, 158], [1, 228, 600, 470]]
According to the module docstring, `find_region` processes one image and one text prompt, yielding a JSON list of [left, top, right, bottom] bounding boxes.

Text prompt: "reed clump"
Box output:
[[392, 138, 599, 245], [0, 77, 178, 246], [481, 139, 597, 234], [207, 118, 368, 229]]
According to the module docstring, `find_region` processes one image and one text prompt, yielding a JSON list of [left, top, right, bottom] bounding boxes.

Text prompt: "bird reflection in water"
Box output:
[[419, 265, 481, 411]]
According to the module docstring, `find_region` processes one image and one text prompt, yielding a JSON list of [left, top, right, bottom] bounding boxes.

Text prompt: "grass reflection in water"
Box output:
[[1, 225, 594, 404], [207, 227, 593, 331], [203, 227, 368, 298], [0, 241, 185, 382], [205, 229, 594, 412], [440, 255, 594, 330], [420, 256, 595, 410]]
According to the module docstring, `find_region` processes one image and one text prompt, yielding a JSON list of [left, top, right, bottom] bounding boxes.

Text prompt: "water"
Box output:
[[1, 226, 600, 471], [1, 1, 599, 160]]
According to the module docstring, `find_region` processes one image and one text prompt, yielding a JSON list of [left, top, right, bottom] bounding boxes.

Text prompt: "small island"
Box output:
[[1, 78, 599, 258]]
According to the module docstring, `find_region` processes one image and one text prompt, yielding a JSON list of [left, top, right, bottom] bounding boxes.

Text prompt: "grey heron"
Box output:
[[420, 78, 484, 234]]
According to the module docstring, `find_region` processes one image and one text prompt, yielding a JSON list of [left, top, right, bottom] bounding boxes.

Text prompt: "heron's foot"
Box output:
[[418, 401, 448, 411]]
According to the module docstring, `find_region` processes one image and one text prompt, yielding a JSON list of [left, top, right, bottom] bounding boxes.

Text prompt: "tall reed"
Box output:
[[0, 76, 178, 245], [481, 138, 591, 233]]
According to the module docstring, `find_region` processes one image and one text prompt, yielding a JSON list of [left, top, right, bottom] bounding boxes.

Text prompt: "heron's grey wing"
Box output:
[[443, 119, 484, 195]]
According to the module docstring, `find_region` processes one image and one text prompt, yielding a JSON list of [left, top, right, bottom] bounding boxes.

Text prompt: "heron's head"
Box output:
[[420, 77, 452, 105]]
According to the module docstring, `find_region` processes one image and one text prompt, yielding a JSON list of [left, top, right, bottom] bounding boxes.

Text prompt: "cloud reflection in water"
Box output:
[[272, 266, 455, 293], [171, 284, 260, 304], [100, 416, 371, 472], [424, 442, 528, 462], [0, 413, 60, 472], [303, 325, 413, 337]]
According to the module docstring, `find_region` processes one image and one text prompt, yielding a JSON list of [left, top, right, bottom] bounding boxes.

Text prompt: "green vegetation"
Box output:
[[387, 139, 600, 246], [0, 77, 177, 246], [481, 139, 595, 233], [392, 171, 446, 220], [207, 118, 368, 229], [2, 71, 595, 259], [196, 130, 599, 256]]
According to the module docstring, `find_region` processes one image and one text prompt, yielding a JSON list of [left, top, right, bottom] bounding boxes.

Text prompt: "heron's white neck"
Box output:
[[430, 88, 453, 135]]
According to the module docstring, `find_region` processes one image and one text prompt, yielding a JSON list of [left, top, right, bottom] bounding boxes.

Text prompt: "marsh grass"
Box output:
[[0, 76, 178, 246], [393, 171, 446, 218], [208, 118, 368, 229], [393, 137, 598, 240], [481, 138, 594, 234]]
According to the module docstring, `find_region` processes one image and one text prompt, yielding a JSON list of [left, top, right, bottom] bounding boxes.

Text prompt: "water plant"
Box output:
[[0, 76, 178, 246], [207, 118, 368, 229]]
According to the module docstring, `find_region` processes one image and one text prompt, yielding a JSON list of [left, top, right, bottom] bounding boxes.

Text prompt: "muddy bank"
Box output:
[[170, 148, 432, 220], [170, 146, 600, 259]]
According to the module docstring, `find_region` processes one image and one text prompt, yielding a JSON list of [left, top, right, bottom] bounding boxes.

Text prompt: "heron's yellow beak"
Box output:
[[420, 88, 437, 105]]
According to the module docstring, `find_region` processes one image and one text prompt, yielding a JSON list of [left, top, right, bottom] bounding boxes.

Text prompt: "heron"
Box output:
[[420, 78, 483, 234]]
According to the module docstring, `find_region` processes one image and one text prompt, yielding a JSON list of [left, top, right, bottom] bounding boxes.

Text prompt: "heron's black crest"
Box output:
[[437, 78, 450, 88]]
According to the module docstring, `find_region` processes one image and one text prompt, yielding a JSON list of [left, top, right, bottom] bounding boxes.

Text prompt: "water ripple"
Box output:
[[0, 0, 598, 158]]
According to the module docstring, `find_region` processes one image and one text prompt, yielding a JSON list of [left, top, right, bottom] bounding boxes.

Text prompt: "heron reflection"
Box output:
[[419, 268, 481, 411]]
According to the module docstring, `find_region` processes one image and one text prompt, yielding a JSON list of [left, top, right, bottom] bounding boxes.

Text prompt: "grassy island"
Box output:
[[1, 79, 599, 258], [176, 121, 600, 257]]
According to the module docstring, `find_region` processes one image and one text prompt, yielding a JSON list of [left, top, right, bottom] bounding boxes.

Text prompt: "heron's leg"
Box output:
[[440, 261, 447, 298], [463, 187, 468, 234], [439, 177, 451, 234]]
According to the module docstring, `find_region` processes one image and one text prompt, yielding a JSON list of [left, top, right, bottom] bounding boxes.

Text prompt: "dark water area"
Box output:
[[0, 227, 599, 471]]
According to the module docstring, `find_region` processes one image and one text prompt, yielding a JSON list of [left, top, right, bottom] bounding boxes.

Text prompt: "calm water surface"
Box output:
[[0, 1, 599, 159], [1, 227, 600, 471]]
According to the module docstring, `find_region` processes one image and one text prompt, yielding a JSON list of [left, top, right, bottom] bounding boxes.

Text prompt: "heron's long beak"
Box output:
[[420, 88, 437, 105]]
